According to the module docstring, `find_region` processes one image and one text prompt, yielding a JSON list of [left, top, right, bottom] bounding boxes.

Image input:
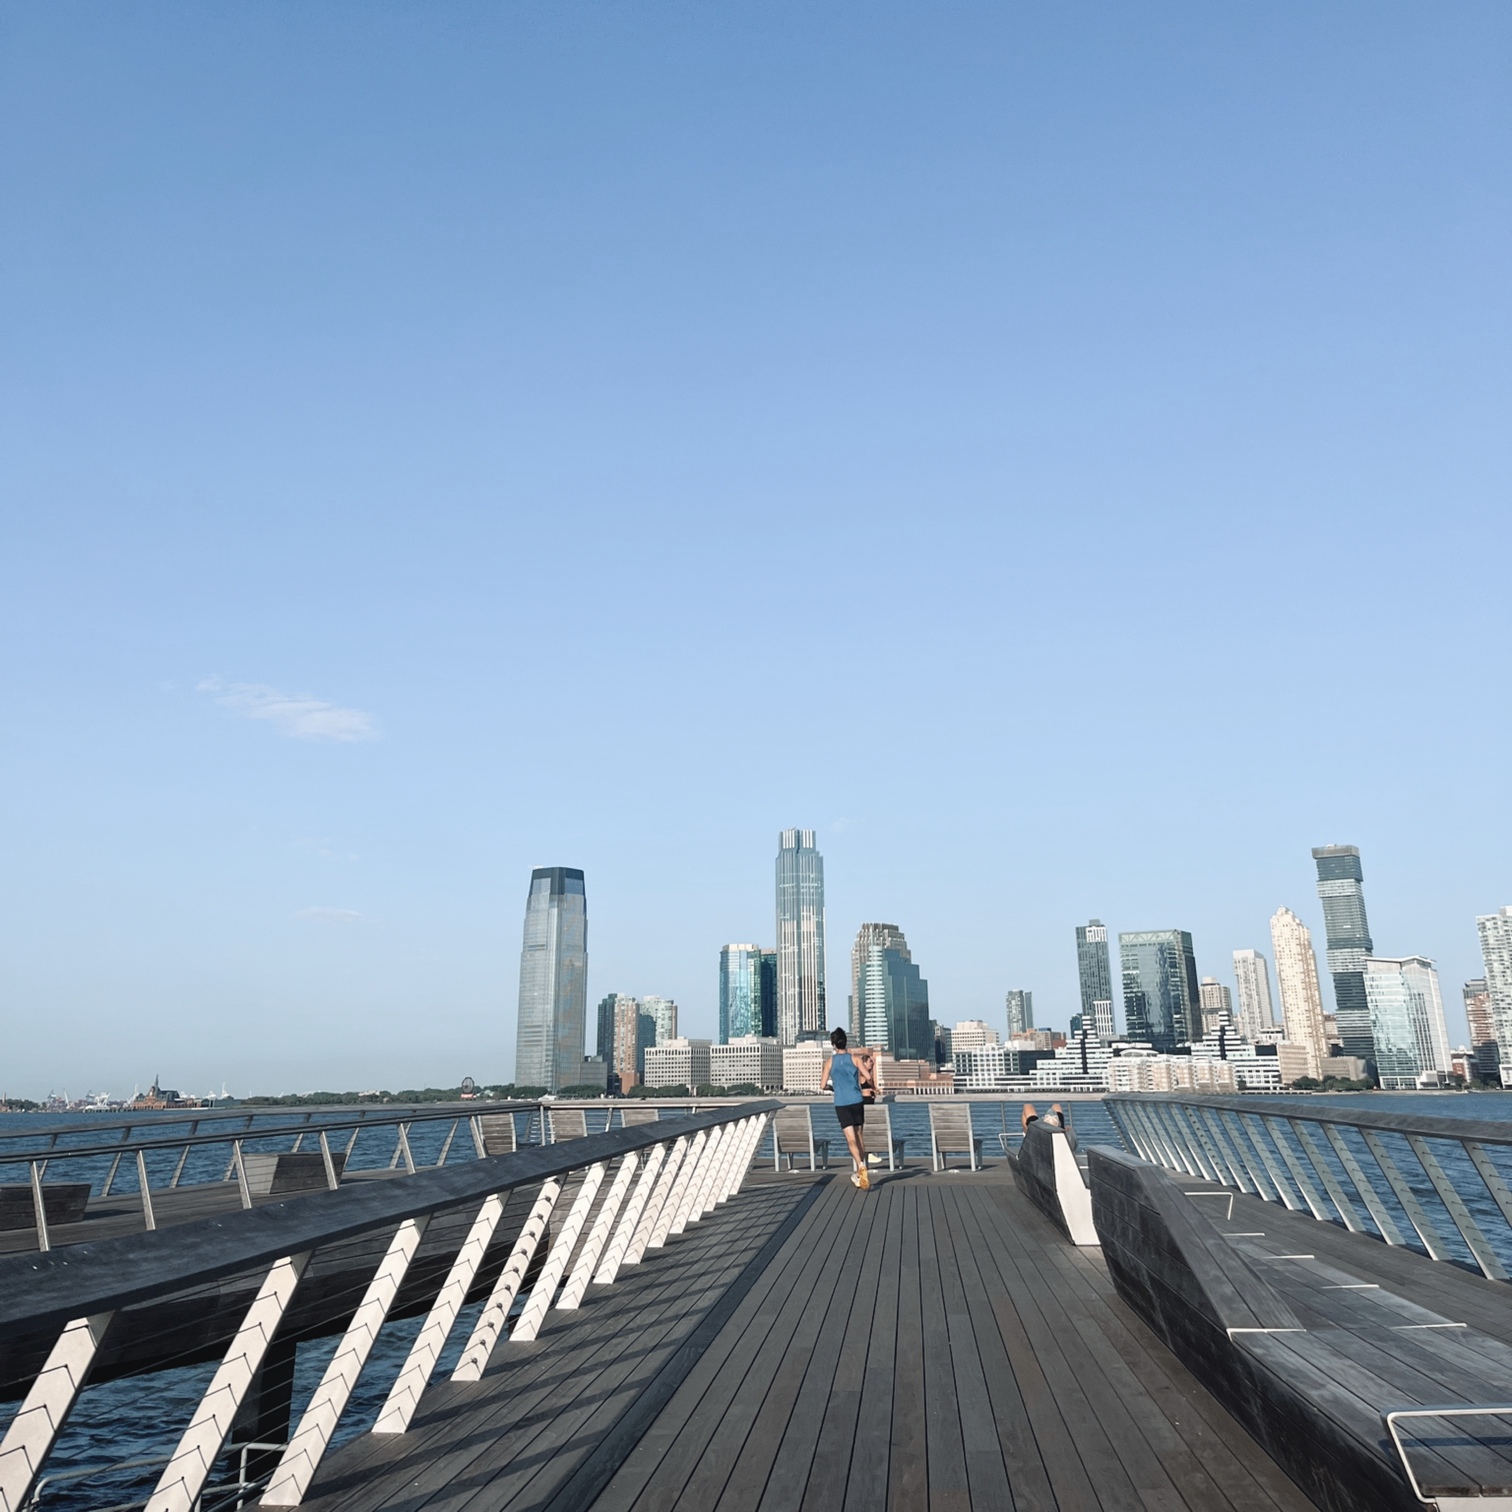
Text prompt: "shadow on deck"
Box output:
[[299, 1163, 1316, 1512]]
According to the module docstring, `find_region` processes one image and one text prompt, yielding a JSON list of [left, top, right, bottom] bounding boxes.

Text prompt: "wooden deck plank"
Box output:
[[918, 1190, 972, 1512], [886, 1185, 928, 1512]]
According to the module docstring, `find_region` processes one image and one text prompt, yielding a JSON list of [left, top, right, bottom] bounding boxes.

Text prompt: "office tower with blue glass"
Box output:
[[850, 923, 907, 1041], [776, 828, 826, 1045], [1312, 844, 1375, 1063], [1118, 929, 1200, 1053], [1363, 956, 1450, 1089], [1076, 920, 1116, 1040], [1005, 990, 1034, 1037], [719, 945, 777, 1042], [514, 866, 588, 1091], [852, 924, 931, 1059]]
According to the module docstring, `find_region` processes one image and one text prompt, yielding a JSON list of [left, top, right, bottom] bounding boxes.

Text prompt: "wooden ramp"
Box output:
[[297, 1165, 1313, 1512]]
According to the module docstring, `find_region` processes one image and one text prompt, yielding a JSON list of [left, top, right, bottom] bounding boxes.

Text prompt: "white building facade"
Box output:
[[642, 1037, 712, 1089], [1477, 907, 1512, 1086], [1232, 948, 1278, 1040], [1364, 957, 1451, 1089], [1269, 907, 1330, 1079], [709, 1036, 783, 1089]]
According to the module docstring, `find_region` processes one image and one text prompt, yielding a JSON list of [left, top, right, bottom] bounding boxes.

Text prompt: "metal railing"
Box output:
[[0, 1099, 775, 1512], [1107, 1093, 1512, 1282], [0, 1104, 548, 1251]]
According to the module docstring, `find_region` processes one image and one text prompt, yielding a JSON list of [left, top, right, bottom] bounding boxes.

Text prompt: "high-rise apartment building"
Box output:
[[595, 993, 618, 1064], [1198, 978, 1233, 1035], [1364, 956, 1450, 1089], [720, 944, 777, 1043], [514, 866, 588, 1092], [1464, 978, 1499, 1081], [1269, 907, 1329, 1080], [1118, 930, 1200, 1053], [1231, 949, 1278, 1041], [641, 995, 678, 1045], [850, 923, 908, 1040], [776, 829, 826, 1045], [1312, 845, 1375, 1062], [1005, 990, 1034, 1036], [852, 925, 931, 1059], [1075, 920, 1116, 1040], [610, 993, 655, 1088], [1476, 907, 1512, 1086], [953, 1019, 1000, 1054]]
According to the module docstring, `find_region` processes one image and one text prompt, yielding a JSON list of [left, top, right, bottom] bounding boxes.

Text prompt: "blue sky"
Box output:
[[2, 2, 1508, 1097]]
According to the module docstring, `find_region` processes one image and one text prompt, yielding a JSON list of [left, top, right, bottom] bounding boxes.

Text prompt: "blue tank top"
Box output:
[[829, 1051, 863, 1106]]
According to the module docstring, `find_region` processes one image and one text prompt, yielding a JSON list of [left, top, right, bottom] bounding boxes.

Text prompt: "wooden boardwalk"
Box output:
[[298, 1164, 1315, 1512]]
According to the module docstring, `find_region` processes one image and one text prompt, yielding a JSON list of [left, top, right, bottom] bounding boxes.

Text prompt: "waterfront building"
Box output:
[[641, 995, 678, 1045], [776, 829, 826, 1045], [952, 1020, 1000, 1055], [1312, 844, 1376, 1063], [643, 1037, 712, 1090], [1269, 908, 1330, 1080], [610, 994, 653, 1089], [1028, 1031, 1128, 1090], [1464, 978, 1500, 1081], [933, 1022, 953, 1068], [1005, 990, 1034, 1036], [1106, 1053, 1238, 1094], [1118, 930, 1200, 1053], [514, 866, 588, 1092], [709, 1036, 783, 1089], [1364, 957, 1451, 1089], [595, 993, 619, 1065], [1185, 1024, 1285, 1091], [1198, 977, 1233, 1035], [1476, 907, 1512, 1086], [852, 927, 931, 1059], [871, 1052, 954, 1094], [1323, 1014, 1342, 1049], [1231, 949, 1277, 1040], [850, 924, 908, 1040], [1076, 920, 1117, 1040], [781, 1041, 829, 1093], [573, 1056, 608, 1092], [954, 1044, 1052, 1090], [719, 944, 778, 1043]]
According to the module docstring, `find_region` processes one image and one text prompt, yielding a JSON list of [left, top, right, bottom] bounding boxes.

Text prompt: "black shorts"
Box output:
[[836, 1103, 865, 1130]]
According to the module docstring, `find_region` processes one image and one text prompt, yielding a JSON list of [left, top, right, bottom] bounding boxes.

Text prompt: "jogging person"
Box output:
[[821, 1028, 873, 1190]]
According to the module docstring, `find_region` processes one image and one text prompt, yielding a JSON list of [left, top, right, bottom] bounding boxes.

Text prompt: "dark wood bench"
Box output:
[[0, 1183, 90, 1232], [241, 1151, 346, 1197], [1089, 1145, 1512, 1512]]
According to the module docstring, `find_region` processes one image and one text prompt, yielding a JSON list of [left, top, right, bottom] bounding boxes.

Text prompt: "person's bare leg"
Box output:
[[1021, 1102, 1038, 1133], [844, 1125, 866, 1171]]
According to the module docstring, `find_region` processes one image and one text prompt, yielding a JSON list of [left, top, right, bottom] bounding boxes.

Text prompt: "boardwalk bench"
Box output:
[[476, 1113, 522, 1156], [859, 1102, 907, 1170], [772, 1105, 829, 1171], [241, 1152, 346, 1197], [547, 1108, 588, 1142], [618, 1107, 659, 1126], [0, 1183, 90, 1232], [929, 1104, 982, 1171], [1011, 1121, 1096, 1244], [1090, 1145, 1512, 1512]]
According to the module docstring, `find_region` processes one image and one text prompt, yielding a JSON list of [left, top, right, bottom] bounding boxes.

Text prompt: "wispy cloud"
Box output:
[[198, 678, 377, 742], [297, 906, 364, 924]]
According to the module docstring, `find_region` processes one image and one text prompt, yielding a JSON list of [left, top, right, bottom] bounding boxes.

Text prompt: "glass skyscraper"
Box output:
[[719, 944, 776, 1042], [1005, 990, 1034, 1036], [1312, 844, 1375, 1062], [776, 828, 826, 1045], [514, 866, 587, 1091], [1364, 956, 1450, 1089], [1075, 920, 1116, 1040], [852, 925, 931, 1059], [850, 923, 907, 1040], [1118, 930, 1199, 1053]]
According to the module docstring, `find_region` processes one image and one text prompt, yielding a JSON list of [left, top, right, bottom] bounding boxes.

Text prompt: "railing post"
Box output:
[[469, 1115, 486, 1159], [0, 1312, 114, 1512], [373, 1190, 512, 1430], [710, 1117, 752, 1205], [622, 1136, 688, 1268], [1290, 1119, 1368, 1232], [675, 1126, 728, 1231], [595, 1144, 668, 1285], [1320, 1123, 1405, 1245], [136, 1150, 157, 1231], [1127, 1104, 1174, 1169], [262, 1218, 430, 1507], [1170, 1106, 1222, 1183], [558, 1153, 639, 1311], [28, 1164, 49, 1254], [451, 1180, 562, 1384], [1226, 1112, 1292, 1206], [1190, 1108, 1251, 1192], [435, 1120, 459, 1168], [1403, 1134, 1505, 1279], [512, 1162, 607, 1341], [145, 1253, 310, 1512], [650, 1131, 706, 1247], [1359, 1129, 1451, 1261], [1260, 1116, 1332, 1222], [318, 1130, 339, 1192], [1464, 1140, 1512, 1235]]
